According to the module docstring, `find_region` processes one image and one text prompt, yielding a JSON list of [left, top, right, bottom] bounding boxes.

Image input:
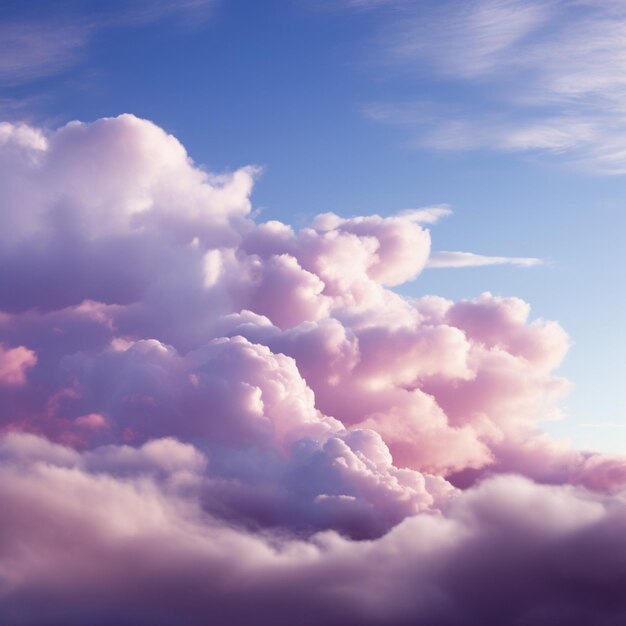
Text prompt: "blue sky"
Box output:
[[2, 0, 625, 451]]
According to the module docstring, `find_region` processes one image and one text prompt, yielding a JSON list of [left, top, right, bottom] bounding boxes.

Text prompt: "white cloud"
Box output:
[[387, 0, 550, 78], [427, 251, 542, 269], [358, 0, 626, 173], [396, 205, 452, 224]]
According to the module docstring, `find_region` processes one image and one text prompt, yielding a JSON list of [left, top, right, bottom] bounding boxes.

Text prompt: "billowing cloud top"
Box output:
[[0, 114, 625, 625]]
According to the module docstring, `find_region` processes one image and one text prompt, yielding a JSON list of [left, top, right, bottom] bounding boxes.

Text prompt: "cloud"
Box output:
[[396, 205, 452, 224], [0, 114, 623, 623], [0, 20, 89, 85], [0, 0, 215, 86], [2, 441, 626, 625], [427, 251, 542, 269], [0, 344, 36, 387], [357, 0, 626, 173]]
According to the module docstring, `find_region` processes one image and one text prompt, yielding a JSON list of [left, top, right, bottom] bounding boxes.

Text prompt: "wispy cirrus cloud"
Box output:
[[357, 0, 626, 173], [0, 0, 215, 87]]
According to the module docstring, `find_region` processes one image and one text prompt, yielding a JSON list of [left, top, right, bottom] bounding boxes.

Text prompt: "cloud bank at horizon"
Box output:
[[1, 114, 625, 625]]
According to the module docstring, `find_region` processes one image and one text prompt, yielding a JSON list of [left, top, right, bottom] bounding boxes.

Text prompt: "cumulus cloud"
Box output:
[[0, 114, 623, 624]]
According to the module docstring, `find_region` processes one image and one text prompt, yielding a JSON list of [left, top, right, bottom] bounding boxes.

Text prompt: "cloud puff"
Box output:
[[0, 114, 624, 624], [0, 114, 255, 313], [0, 343, 36, 386]]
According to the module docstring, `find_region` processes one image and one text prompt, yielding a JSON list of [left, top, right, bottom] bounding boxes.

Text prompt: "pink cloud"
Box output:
[[0, 438, 625, 625], [0, 343, 36, 386], [74, 413, 108, 429], [0, 114, 623, 624]]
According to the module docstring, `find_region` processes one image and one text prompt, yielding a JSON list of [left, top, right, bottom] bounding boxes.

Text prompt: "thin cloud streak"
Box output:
[[396, 205, 452, 224], [427, 251, 542, 269]]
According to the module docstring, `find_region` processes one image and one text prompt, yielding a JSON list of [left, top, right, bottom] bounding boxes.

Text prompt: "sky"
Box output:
[[1, 1, 626, 625], [3, 0, 622, 450]]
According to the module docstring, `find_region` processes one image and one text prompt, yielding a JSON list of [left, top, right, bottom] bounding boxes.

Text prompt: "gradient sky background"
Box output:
[[2, 0, 624, 452]]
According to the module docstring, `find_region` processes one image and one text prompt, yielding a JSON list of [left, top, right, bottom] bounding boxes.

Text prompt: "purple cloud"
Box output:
[[0, 114, 624, 625]]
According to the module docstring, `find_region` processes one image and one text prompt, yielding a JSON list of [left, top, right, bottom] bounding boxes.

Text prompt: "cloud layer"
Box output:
[[0, 114, 624, 624]]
